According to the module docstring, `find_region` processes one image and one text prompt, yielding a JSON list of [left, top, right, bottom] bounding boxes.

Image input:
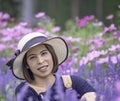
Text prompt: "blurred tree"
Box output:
[[0, 0, 20, 18], [48, 0, 57, 19], [71, 0, 80, 19], [96, 0, 103, 21], [35, 0, 71, 28], [103, 0, 116, 26], [18, 0, 36, 26], [0, 0, 120, 28], [55, 0, 71, 28]]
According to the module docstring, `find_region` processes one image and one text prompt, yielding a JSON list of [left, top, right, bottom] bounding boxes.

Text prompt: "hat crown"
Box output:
[[18, 32, 47, 51]]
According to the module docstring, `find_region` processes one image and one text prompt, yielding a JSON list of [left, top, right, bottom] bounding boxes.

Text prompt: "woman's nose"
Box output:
[[37, 56, 44, 64]]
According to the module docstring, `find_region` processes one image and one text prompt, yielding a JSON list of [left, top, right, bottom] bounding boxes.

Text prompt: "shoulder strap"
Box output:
[[62, 75, 72, 89]]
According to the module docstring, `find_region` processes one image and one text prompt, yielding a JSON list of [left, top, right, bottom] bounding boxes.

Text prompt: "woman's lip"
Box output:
[[37, 65, 48, 70]]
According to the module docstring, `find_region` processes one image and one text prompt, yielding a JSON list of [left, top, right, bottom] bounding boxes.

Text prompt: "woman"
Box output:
[[7, 32, 96, 101]]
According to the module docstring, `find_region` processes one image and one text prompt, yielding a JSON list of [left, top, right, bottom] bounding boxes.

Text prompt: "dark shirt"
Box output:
[[15, 75, 95, 101]]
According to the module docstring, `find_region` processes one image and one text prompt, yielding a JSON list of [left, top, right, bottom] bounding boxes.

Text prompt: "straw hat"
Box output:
[[7, 32, 68, 79]]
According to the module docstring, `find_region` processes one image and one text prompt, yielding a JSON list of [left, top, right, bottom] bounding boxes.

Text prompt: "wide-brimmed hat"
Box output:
[[7, 32, 68, 79]]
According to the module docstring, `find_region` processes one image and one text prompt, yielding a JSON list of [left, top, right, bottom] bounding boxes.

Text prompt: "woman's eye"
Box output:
[[29, 56, 36, 60], [41, 51, 48, 56]]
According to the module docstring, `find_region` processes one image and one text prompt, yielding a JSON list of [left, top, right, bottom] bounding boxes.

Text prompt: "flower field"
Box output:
[[0, 6, 120, 101]]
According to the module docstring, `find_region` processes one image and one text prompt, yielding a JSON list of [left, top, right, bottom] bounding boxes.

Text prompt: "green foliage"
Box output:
[[64, 19, 104, 39]]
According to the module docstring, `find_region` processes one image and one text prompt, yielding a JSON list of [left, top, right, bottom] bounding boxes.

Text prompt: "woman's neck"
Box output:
[[29, 74, 55, 88]]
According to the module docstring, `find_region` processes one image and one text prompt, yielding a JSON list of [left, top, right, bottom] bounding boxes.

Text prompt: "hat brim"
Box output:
[[13, 37, 68, 79]]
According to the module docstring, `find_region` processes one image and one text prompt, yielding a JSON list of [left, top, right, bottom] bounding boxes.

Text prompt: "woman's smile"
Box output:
[[37, 65, 48, 72], [26, 44, 54, 78]]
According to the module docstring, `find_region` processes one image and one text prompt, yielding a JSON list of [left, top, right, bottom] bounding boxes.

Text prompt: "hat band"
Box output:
[[22, 36, 47, 52]]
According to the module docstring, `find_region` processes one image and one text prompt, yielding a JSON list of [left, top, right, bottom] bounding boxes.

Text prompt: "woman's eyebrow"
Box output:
[[40, 49, 48, 53], [27, 49, 48, 58], [27, 54, 36, 58]]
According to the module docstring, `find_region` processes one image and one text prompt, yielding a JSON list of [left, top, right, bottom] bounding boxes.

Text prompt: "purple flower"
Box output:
[[16, 84, 29, 101], [115, 81, 120, 93], [65, 89, 79, 101], [0, 57, 7, 70], [54, 74, 64, 101]]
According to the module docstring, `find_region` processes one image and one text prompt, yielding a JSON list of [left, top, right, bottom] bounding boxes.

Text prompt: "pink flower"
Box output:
[[77, 15, 95, 27], [110, 56, 117, 64], [118, 5, 120, 9], [108, 44, 120, 52], [89, 45, 96, 51], [115, 97, 120, 101], [77, 19, 87, 27], [102, 27, 109, 35], [34, 26, 45, 33], [93, 21, 103, 26], [0, 21, 7, 27], [52, 26, 61, 32], [19, 22, 28, 26], [113, 31, 120, 37], [0, 12, 10, 20], [0, 44, 6, 51], [97, 57, 108, 64], [3, 13, 10, 20], [106, 14, 114, 20], [92, 38, 104, 48], [35, 12, 45, 18], [1, 36, 12, 42], [109, 23, 117, 31], [84, 15, 95, 21], [102, 24, 117, 35]]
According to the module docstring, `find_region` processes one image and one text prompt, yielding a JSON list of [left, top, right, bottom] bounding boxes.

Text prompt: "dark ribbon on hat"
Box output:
[[6, 50, 20, 69], [22, 36, 47, 52]]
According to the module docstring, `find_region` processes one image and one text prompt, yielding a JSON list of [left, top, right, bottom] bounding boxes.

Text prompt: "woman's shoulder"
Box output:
[[16, 82, 26, 89], [71, 75, 95, 90], [70, 75, 86, 84], [15, 82, 28, 94], [15, 82, 40, 101], [61, 75, 89, 88]]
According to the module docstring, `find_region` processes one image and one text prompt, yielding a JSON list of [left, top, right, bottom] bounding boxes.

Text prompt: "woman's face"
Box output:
[[26, 44, 54, 78]]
